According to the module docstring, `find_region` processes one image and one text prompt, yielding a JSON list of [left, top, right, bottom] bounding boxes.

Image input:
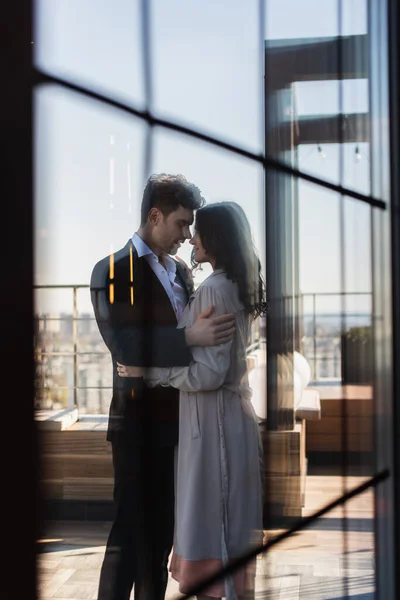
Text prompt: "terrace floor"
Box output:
[[37, 469, 375, 600]]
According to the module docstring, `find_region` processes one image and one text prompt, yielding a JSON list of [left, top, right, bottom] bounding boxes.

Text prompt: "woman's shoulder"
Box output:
[[197, 271, 241, 310], [197, 269, 231, 291]]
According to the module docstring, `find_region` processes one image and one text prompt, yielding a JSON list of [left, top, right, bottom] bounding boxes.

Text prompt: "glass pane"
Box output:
[[35, 86, 148, 415], [153, 128, 267, 425], [75, 289, 110, 356], [369, 0, 396, 597], [262, 165, 376, 595], [260, 486, 375, 599], [152, 128, 265, 279], [34, 86, 148, 285], [35, 288, 76, 351], [266, 0, 367, 39], [34, 288, 76, 411], [34, 86, 148, 289], [35, 354, 74, 410], [151, 0, 264, 153], [77, 353, 113, 415], [265, 0, 370, 196], [35, 0, 145, 107], [34, 1, 397, 598]]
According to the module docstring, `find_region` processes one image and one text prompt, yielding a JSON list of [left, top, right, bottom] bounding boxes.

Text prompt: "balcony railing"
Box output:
[[34, 284, 262, 413], [300, 291, 372, 382], [35, 284, 371, 412], [34, 284, 103, 410]]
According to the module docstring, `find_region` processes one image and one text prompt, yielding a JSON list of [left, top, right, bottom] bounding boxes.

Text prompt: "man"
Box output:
[[90, 174, 236, 600]]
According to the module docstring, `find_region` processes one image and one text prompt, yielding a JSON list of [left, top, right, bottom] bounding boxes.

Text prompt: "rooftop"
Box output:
[[37, 469, 374, 599]]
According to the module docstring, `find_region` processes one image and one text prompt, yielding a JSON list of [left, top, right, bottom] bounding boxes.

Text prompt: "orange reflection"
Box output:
[[129, 245, 134, 282], [109, 283, 114, 304], [129, 243, 134, 305], [109, 253, 114, 280]]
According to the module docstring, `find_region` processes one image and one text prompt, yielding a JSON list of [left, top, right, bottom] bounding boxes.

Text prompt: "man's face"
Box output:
[[153, 206, 194, 255]]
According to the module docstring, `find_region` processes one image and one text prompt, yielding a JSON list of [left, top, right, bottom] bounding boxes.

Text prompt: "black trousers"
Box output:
[[97, 438, 176, 600]]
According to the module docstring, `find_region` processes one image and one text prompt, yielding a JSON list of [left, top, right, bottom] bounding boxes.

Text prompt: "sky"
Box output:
[[34, 0, 372, 315]]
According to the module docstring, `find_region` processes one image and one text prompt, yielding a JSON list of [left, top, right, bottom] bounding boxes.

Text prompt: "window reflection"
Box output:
[[34, 0, 397, 598], [35, 0, 144, 106]]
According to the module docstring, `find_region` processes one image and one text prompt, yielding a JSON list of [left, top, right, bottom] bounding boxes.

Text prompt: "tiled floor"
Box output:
[[37, 476, 375, 599]]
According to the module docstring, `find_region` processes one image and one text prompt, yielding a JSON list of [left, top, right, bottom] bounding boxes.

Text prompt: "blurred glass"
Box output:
[[265, 0, 370, 196], [264, 164, 375, 505], [262, 0, 395, 597], [151, 0, 264, 152], [152, 128, 266, 280], [76, 287, 95, 317], [153, 128, 267, 426], [369, 0, 396, 597], [298, 184, 373, 387], [76, 288, 108, 354], [34, 87, 148, 415], [34, 86, 148, 296], [77, 353, 113, 415], [35, 0, 145, 107], [33, 0, 397, 597], [35, 354, 74, 410]]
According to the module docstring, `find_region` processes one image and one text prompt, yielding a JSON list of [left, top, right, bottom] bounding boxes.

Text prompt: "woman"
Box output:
[[118, 202, 267, 600]]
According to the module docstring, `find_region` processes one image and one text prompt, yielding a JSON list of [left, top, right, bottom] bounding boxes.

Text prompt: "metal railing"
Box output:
[[34, 284, 262, 412], [300, 291, 372, 381], [35, 284, 372, 409], [34, 284, 107, 410]]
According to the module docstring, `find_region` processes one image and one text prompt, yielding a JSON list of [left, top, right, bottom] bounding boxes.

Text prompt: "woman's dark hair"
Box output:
[[141, 173, 205, 225], [191, 202, 267, 319]]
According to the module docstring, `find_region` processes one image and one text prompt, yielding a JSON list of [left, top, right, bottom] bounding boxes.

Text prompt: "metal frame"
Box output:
[[302, 291, 372, 380], [179, 469, 389, 598], [1, 3, 37, 598], [27, 0, 399, 598], [387, 0, 400, 595], [34, 69, 386, 211]]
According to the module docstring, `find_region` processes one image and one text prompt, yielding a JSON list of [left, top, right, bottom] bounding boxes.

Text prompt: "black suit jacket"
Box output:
[[90, 240, 193, 446]]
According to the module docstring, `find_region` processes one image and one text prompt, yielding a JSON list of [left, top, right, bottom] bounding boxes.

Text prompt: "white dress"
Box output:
[[146, 269, 264, 600]]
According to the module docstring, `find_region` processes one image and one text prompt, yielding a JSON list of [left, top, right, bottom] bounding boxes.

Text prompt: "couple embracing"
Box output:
[[90, 174, 266, 600]]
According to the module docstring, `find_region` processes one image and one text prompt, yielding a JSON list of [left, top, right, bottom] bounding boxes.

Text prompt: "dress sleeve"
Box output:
[[145, 284, 234, 392]]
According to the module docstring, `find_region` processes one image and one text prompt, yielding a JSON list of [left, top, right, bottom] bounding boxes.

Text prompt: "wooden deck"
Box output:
[[37, 471, 375, 599], [37, 384, 376, 598], [305, 385, 372, 454]]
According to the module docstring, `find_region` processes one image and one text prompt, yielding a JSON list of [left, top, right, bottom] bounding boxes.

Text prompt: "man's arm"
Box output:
[[124, 287, 235, 390], [90, 256, 236, 368], [90, 257, 192, 367], [185, 305, 236, 346]]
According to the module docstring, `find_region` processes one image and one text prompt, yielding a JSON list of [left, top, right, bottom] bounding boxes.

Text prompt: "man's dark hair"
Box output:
[[140, 173, 205, 225]]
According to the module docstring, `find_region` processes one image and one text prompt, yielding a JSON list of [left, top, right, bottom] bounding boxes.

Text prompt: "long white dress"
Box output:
[[145, 269, 264, 599]]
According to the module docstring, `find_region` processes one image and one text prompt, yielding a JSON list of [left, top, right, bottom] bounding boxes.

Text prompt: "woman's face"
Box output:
[[190, 231, 209, 264]]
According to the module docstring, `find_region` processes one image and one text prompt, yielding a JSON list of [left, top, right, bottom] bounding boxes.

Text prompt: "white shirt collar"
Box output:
[[131, 232, 154, 258], [131, 232, 177, 277]]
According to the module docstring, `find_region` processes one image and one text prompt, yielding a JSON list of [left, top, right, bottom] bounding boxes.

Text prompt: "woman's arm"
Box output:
[[91, 254, 235, 370], [145, 285, 235, 392]]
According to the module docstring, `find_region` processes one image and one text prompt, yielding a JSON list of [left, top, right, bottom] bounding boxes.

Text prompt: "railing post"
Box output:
[[73, 286, 78, 409], [313, 293, 317, 380], [299, 292, 304, 354]]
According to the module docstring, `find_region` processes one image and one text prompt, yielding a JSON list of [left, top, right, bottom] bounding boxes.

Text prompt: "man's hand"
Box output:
[[185, 305, 236, 347], [116, 363, 145, 378]]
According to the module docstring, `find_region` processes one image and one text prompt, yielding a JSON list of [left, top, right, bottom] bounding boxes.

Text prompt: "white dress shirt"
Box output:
[[131, 233, 187, 320]]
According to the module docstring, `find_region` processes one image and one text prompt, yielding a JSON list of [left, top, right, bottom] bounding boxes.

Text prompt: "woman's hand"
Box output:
[[116, 363, 145, 378]]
